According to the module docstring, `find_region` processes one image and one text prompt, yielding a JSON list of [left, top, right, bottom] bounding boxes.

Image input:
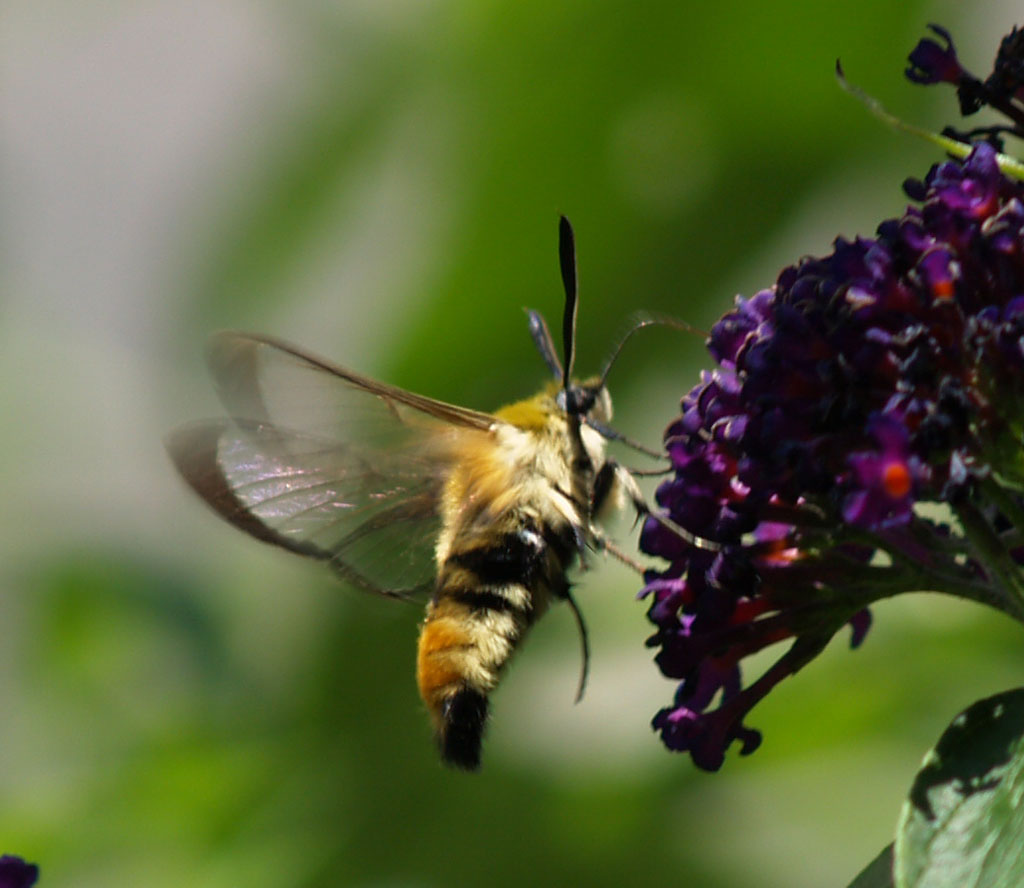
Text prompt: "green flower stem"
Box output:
[[954, 498, 1024, 621], [829, 559, 996, 611], [836, 63, 1024, 182], [845, 522, 972, 573], [981, 475, 1024, 541], [803, 518, 1017, 616], [897, 560, 1013, 614]]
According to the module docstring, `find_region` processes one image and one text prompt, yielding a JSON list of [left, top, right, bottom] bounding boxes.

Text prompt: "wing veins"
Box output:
[[324, 556, 433, 601], [210, 332, 498, 431], [225, 461, 436, 520], [254, 484, 433, 534], [328, 490, 440, 554]]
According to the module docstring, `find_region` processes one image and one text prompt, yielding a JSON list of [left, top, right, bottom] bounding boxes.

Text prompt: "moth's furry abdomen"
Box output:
[[417, 518, 574, 770]]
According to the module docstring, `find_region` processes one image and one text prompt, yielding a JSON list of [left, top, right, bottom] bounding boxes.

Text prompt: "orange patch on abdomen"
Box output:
[[416, 618, 472, 713]]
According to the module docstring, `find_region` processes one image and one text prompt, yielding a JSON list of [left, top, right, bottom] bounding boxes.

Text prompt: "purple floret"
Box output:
[[905, 24, 965, 86]]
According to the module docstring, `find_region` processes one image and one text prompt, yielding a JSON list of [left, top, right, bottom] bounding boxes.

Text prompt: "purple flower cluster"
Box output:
[[639, 27, 1024, 771]]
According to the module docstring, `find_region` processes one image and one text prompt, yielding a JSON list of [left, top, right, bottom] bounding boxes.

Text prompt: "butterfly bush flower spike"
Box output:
[[640, 25, 1024, 771]]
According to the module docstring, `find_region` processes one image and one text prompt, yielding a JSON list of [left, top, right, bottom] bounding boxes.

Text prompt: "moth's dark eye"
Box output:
[[559, 387, 596, 416]]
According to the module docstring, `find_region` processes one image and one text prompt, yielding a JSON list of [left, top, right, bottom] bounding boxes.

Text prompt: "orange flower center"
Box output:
[[882, 461, 912, 499], [931, 277, 954, 301]]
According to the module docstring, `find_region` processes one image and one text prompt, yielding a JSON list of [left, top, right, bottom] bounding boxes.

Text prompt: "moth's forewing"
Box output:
[[168, 333, 498, 599], [207, 332, 494, 438]]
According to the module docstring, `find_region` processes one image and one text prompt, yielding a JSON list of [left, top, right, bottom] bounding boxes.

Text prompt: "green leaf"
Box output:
[[848, 844, 894, 888], [895, 688, 1024, 888]]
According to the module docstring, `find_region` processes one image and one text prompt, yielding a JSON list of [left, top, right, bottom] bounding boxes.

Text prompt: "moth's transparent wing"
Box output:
[[167, 333, 497, 599], [207, 331, 495, 442]]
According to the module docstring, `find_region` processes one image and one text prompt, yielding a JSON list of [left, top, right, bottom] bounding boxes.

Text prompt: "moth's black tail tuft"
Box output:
[[439, 687, 489, 771]]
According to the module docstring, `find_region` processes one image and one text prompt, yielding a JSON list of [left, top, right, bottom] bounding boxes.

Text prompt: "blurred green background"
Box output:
[[2, 1, 1023, 885]]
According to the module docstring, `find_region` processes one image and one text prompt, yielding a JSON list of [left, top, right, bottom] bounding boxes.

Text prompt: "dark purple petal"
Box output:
[[906, 24, 965, 85], [0, 857, 38, 888], [849, 609, 872, 648], [986, 26, 1024, 105]]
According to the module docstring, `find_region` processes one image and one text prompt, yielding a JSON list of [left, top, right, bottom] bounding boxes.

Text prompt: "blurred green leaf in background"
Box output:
[[2, 1, 1023, 885]]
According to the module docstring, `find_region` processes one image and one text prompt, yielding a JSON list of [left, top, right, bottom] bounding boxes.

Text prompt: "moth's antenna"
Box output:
[[555, 215, 599, 698], [527, 309, 563, 380], [558, 215, 578, 390], [597, 312, 707, 391]]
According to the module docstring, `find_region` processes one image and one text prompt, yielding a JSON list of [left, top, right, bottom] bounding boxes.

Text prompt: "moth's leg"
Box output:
[[588, 527, 647, 575], [585, 462, 646, 574], [571, 521, 591, 571], [552, 480, 597, 570], [584, 417, 666, 460], [595, 459, 720, 552], [591, 460, 620, 519]]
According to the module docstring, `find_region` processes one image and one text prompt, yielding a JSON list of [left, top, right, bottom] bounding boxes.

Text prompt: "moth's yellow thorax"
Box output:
[[492, 384, 559, 431]]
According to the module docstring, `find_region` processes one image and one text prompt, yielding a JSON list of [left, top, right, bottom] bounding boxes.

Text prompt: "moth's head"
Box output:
[[557, 377, 612, 424]]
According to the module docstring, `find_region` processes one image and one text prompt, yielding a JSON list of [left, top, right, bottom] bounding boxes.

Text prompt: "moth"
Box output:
[[167, 218, 667, 770]]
